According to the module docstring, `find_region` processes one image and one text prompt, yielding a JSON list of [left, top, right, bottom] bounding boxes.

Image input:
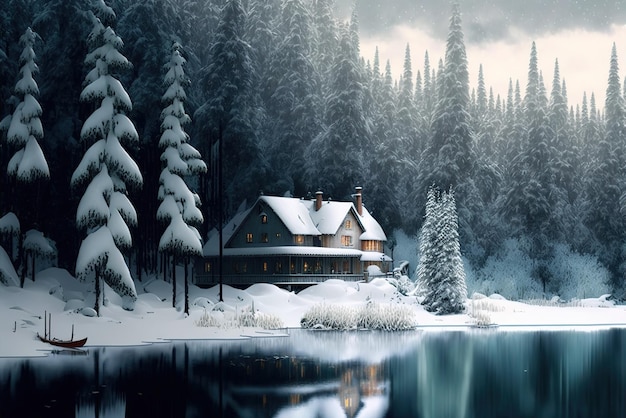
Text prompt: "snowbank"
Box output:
[[1, 268, 626, 358]]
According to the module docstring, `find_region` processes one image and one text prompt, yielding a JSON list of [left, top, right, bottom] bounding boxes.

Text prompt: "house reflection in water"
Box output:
[[228, 355, 390, 417]]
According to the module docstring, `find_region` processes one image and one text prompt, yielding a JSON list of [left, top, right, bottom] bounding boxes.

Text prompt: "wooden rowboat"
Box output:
[[38, 311, 87, 349], [37, 333, 88, 348]]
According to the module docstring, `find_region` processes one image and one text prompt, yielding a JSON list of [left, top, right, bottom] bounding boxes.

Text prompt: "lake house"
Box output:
[[196, 187, 392, 287]]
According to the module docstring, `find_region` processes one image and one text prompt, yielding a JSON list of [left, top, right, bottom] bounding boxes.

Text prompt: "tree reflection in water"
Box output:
[[0, 329, 625, 417]]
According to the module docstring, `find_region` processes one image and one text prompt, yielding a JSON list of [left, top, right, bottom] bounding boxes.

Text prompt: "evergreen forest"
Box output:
[[1, 0, 626, 298]]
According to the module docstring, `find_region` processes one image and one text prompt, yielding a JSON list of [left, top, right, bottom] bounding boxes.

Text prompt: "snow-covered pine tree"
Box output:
[[22, 228, 54, 282], [587, 43, 626, 282], [157, 42, 207, 313], [418, 186, 467, 314], [304, 23, 369, 199], [0, 27, 51, 287], [72, 7, 142, 315], [0, 212, 20, 286], [265, 0, 321, 195], [2, 27, 49, 184], [194, 0, 267, 226]]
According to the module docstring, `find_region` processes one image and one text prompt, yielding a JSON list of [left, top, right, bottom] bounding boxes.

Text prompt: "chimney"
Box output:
[[355, 186, 363, 216], [315, 191, 323, 211]]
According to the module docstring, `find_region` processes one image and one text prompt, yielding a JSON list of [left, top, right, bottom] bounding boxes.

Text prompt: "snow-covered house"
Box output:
[[196, 187, 391, 287]]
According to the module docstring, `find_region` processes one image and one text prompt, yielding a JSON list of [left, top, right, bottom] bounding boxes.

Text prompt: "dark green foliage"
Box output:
[[1, 1, 626, 294]]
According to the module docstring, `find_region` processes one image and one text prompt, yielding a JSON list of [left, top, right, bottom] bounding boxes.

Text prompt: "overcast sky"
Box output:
[[336, 0, 626, 110]]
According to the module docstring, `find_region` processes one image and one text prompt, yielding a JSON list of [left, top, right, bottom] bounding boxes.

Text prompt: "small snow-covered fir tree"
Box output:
[[72, 8, 141, 315], [157, 42, 206, 313], [418, 186, 467, 314], [22, 228, 54, 282], [0, 27, 50, 287], [1, 27, 49, 184]]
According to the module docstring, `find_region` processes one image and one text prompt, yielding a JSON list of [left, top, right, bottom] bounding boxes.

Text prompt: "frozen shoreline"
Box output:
[[2, 267, 626, 358]]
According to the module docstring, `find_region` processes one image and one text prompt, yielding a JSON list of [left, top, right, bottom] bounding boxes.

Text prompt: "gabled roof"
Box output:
[[358, 206, 387, 241], [258, 196, 320, 236], [202, 193, 387, 257], [302, 200, 355, 235]]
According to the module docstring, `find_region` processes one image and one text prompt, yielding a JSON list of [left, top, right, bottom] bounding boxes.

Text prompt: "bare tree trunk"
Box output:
[[172, 253, 177, 309], [31, 253, 35, 282], [184, 257, 189, 315], [95, 270, 101, 317]]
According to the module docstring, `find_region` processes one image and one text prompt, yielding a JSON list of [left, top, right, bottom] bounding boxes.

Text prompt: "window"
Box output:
[[261, 233, 269, 243], [204, 262, 211, 273], [341, 235, 352, 247], [275, 261, 283, 273], [345, 219, 352, 230], [246, 233, 253, 243], [295, 235, 304, 244], [260, 214, 268, 224], [362, 240, 380, 252], [276, 232, 281, 240], [263, 261, 268, 272]]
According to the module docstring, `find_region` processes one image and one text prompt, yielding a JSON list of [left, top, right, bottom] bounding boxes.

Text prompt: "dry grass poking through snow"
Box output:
[[300, 300, 418, 331], [195, 305, 284, 330]]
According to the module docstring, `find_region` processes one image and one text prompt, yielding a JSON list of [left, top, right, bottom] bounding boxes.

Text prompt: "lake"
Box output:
[[0, 328, 625, 417]]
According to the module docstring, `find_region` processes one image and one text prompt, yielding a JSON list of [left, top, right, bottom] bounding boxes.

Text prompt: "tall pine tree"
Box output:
[[418, 186, 467, 314], [72, 7, 142, 315]]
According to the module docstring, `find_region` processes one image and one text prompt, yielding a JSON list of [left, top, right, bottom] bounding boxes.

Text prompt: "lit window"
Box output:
[[263, 261, 268, 272], [295, 235, 304, 244], [246, 233, 253, 243], [275, 261, 283, 273], [261, 233, 269, 243], [260, 214, 268, 224], [341, 235, 352, 247], [345, 219, 352, 230], [204, 262, 211, 272], [276, 232, 281, 240]]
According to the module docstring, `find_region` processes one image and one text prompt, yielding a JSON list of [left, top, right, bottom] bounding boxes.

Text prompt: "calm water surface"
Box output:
[[0, 328, 625, 418]]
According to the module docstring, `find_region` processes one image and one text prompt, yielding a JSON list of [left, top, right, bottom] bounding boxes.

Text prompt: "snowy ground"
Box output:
[[2, 267, 626, 358]]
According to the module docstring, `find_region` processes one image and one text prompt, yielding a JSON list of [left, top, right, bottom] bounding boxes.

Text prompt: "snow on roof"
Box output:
[[202, 193, 388, 257], [358, 206, 387, 241], [259, 196, 320, 236], [303, 200, 353, 235], [202, 207, 251, 256], [360, 251, 392, 262]]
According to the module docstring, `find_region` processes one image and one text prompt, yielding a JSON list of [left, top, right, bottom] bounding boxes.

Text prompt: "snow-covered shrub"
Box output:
[[196, 304, 284, 329], [469, 238, 543, 300], [548, 244, 611, 300], [254, 312, 284, 330], [300, 301, 417, 331], [470, 310, 494, 327], [356, 300, 417, 331], [388, 274, 415, 296], [300, 303, 356, 330], [195, 310, 221, 327], [0, 246, 19, 286]]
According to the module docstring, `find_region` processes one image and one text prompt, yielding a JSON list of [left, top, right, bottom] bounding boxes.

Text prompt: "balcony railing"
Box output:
[[195, 273, 366, 286]]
